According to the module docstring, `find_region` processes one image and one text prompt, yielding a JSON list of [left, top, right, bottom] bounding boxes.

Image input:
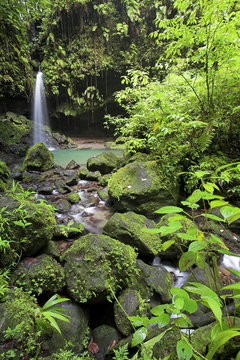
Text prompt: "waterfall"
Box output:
[[33, 71, 51, 146]]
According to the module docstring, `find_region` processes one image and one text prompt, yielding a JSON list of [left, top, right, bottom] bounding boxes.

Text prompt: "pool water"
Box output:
[[52, 148, 122, 167]]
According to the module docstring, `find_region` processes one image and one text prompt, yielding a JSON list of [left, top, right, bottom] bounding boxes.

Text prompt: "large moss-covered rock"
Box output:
[[103, 211, 161, 256], [46, 301, 90, 354], [87, 151, 119, 174], [64, 234, 138, 303], [0, 195, 56, 263], [0, 112, 31, 156], [0, 160, 10, 192], [108, 161, 179, 215], [10, 254, 65, 296], [22, 143, 54, 171]]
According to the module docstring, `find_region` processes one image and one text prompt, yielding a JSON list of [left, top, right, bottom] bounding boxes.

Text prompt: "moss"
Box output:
[[10, 254, 65, 296], [103, 211, 162, 256], [0, 288, 41, 357], [0, 114, 31, 146], [67, 192, 80, 204], [78, 167, 91, 179], [22, 143, 54, 172], [108, 161, 179, 215], [64, 234, 138, 303], [87, 152, 120, 174]]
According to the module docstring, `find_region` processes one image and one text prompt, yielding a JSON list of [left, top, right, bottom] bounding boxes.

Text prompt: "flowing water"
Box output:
[[33, 71, 51, 146]]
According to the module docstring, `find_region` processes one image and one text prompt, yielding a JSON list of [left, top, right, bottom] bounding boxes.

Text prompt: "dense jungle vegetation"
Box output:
[[1, 0, 240, 359]]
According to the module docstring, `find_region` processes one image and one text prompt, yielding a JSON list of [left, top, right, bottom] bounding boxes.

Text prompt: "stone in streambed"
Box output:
[[108, 161, 179, 215], [10, 254, 65, 296], [63, 234, 138, 303], [22, 143, 54, 172], [87, 152, 119, 175], [103, 211, 161, 256]]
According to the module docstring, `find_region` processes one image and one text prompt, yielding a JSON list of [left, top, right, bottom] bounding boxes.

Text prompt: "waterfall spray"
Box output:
[[33, 71, 51, 146]]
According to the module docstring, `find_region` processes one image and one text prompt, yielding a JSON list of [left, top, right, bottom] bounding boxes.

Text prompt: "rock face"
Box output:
[[103, 211, 161, 256], [64, 234, 138, 303], [108, 161, 179, 215], [10, 254, 65, 296], [46, 301, 90, 354], [87, 152, 119, 174], [92, 325, 121, 360], [22, 143, 54, 171]]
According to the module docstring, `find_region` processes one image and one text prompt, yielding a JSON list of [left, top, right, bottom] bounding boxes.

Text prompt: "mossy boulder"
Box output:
[[108, 161, 179, 215], [64, 234, 138, 303], [0, 195, 56, 262], [0, 160, 10, 192], [114, 289, 148, 336], [103, 211, 161, 256], [0, 112, 32, 156], [10, 254, 65, 296], [137, 260, 173, 303], [46, 301, 90, 354], [92, 325, 121, 360], [22, 143, 54, 172], [87, 152, 119, 174], [67, 192, 80, 204]]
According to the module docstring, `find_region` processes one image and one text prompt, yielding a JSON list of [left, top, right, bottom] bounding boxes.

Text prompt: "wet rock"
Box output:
[[65, 173, 79, 186], [78, 167, 91, 179], [42, 240, 61, 260], [64, 234, 138, 303], [92, 325, 121, 360], [137, 260, 173, 303], [55, 179, 72, 194], [103, 211, 161, 257], [108, 161, 179, 215], [10, 254, 65, 296], [87, 152, 119, 175], [38, 184, 55, 195], [66, 160, 80, 170], [22, 143, 54, 172], [114, 289, 148, 336], [46, 301, 90, 354], [98, 189, 110, 203], [86, 171, 101, 181], [97, 174, 111, 187], [54, 198, 71, 213]]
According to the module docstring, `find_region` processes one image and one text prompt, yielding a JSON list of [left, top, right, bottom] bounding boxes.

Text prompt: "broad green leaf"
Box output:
[[168, 214, 186, 222], [159, 222, 183, 236], [201, 213, 224, 222], [174, 296, 185, 310], [184, 298, 198, 313], [220, 206, 240, 224], [195, 253, 206, 269], [226, 268, 240, 277], [143, 328, 171, 351], [188, 241, 207, 252], [194, 171, 210, 179], [222, 282, 240, 291], [210, 200, 228, 209], [162, 240, 175, 251], [128, 316, 149, 327], [42, 310, 70, 323], [202, 296, 222, 327], [170, 288, 189, 300], [185, 283, 221, 300], [177, 339, 193, 360], [179, 251, 196, 271], [42, 312, 61, 334], [218, 250, 240, 258], [131, 327, 148, 346], [174, 316, 191, 328], [151, 304, 167, 316], [154, 206, 183, 214], [206, 329, 240, 360]]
